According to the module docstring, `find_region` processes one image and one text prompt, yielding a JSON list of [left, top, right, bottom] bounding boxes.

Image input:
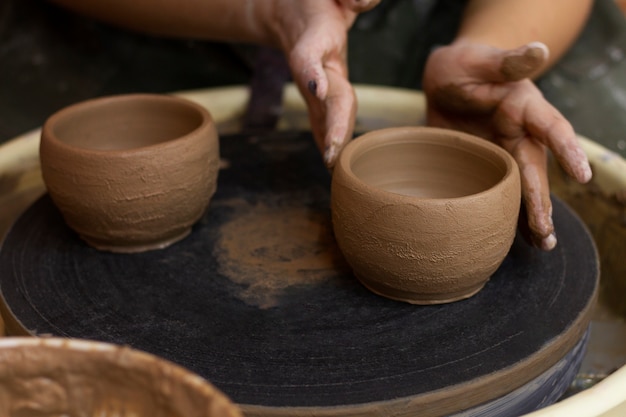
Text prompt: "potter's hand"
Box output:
[[422, 41, 592, 250], [271, 0, 379, 167]]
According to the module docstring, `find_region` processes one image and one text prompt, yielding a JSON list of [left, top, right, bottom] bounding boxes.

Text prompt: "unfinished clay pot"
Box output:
[[331, 126, 521, 304], [40, 94, 219, 253], [0, 337, 241, 417]]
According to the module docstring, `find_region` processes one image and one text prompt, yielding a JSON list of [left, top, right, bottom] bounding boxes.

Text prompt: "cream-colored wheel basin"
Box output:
[[0, 85, 624, 417]]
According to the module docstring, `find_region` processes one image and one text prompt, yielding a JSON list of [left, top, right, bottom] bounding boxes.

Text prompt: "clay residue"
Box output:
[[214, 197, 349, 309], [500, 46, 544, 80]]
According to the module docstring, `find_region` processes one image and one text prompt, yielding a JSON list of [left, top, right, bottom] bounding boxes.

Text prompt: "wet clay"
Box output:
[[331, 127, 521, 304], [39, 94, 220, 253], [214, 197, 350, 309], [500, 45, 545, 80], [0, 337, 241, 417]]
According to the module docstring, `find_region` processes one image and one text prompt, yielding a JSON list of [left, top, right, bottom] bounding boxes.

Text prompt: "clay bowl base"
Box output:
[[81, 227, 192, 254], [357, 274, 487, 305]]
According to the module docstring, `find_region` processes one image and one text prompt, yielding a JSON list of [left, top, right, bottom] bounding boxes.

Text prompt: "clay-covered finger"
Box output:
[[493, 82, 592, 184], [525, 103, 592, 184], [322, 71, 356, 168], [502, 137, 556, 250], [337, 0, 381, 13], [502, 84, 591, 183], [298, 86, 327, 156]]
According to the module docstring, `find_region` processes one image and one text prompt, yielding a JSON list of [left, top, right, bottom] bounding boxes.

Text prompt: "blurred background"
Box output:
[[1, 0, 626, 158]]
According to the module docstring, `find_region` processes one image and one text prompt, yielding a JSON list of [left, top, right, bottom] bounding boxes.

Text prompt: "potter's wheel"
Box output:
[[0, 132, 598, 417]]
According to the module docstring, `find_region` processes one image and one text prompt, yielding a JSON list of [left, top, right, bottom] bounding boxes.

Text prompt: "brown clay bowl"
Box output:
[[0, 337, 241, 417], [331, 126, 521, 304], [40, 94, 219, 253]]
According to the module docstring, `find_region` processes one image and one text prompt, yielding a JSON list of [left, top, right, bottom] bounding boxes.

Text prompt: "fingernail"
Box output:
[[539, 233, 557, 251], [308, 80, 317, 96], [581, 164, 592, 183], [324, 145, 336, 167], [580, 159, 593, 183], [527, 41, 550, 60]]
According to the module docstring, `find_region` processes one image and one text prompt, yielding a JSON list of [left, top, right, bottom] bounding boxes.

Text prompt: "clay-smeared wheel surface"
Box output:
[[332, 127, 521, 304], [39, 94, 220, 253], [0, 132, 598, 417]]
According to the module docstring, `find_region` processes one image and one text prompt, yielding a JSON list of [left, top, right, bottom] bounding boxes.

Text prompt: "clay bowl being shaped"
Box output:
[[331, 126, 521, 304], [0, 337, 241, 417], [40, 94, 220, 253]]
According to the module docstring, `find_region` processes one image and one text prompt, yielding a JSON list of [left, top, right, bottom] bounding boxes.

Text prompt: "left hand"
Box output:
[[269, 0, 380, 167], [422, 41, 592, 250]]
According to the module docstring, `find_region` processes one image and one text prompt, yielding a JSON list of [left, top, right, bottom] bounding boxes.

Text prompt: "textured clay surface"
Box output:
[[40, 94, 220, 252], [331, 126, 521, 304], [0, 338, 241, 417]]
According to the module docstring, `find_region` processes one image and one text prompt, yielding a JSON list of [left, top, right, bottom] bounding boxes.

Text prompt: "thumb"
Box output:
[[457, 41, 550, 83], [500, 42, 550, 81]]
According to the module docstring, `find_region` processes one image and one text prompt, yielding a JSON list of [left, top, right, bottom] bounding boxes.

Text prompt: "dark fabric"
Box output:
[[348, 0, 467, 88], [0, 0, 252, 143]]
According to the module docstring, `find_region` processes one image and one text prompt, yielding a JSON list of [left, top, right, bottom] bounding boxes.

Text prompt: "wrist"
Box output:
[[249, 0, 283, 47]]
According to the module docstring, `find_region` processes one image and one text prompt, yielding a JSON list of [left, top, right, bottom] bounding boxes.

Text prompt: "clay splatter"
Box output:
[[213, 197, 349, 309]]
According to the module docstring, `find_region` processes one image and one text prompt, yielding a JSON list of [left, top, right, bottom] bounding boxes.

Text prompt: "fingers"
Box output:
[[494, 81, 592, 184], [322, 71, 356, 167], [288, 28, 354, 167], [293, 58, 355, 168], [337, 0, 381, 13], [501, 136, 556, 250], [494, 81, 592, 250], [524, 101, 592, 184]]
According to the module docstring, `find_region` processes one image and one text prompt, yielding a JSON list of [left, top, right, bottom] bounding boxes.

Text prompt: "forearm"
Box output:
[[456, 0, 593, 71], [49, 0, 279, 46]]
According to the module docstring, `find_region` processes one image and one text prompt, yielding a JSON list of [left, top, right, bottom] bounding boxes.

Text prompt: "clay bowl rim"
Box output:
[[41, 93, 214, 157], [337, 126, 519, 204], [0, 336, 224, 400]]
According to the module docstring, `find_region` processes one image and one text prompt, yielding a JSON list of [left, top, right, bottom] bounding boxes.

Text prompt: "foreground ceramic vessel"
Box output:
[[331, 127, 521, 304], [0, 337, 241, 417], [40, 94, 219, 253]]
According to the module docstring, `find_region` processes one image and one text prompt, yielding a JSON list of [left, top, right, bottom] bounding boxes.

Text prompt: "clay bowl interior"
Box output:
[[331, 126, 521, 304], [39, 94, 220, 253], [0, 337, 241, 417]]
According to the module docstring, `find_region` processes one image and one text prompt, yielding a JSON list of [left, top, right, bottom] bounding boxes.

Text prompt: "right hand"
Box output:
[[422, 41, 592, 250]]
